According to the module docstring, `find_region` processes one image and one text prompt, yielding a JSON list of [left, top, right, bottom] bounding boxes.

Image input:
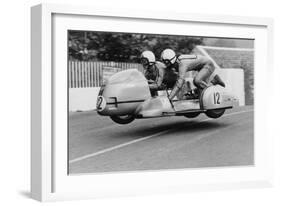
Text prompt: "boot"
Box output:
[[184, 88, 199, 99], [211, 74, 225, 87]]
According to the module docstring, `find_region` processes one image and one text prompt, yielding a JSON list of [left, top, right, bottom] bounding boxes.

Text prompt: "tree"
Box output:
[[68, 31, 203, 62]]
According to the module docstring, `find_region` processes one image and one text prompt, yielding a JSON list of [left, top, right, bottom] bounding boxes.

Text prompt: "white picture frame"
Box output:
[[31, 3, 274, 202]]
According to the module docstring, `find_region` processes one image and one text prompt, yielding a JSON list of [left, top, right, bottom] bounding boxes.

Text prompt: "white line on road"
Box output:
[[69, 129, 174, 164], [69, 109, 253, 164]]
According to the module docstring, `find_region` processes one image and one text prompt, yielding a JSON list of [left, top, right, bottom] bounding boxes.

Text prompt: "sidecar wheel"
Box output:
[[110, 115, 135, 124], [205, 109, 225, 119], [184, 112, 200, 118]]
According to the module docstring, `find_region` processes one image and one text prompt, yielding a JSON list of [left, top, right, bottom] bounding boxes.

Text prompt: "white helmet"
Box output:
[[140, 50, 156, 66], [161, 49, 177, 65]]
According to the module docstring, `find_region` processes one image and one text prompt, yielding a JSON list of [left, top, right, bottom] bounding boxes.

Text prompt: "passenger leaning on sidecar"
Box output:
[[140, 50, 178, 95], [160, 48, 225, 100]]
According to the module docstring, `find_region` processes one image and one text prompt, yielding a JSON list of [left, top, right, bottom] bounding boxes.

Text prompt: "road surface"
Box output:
[[68, 106, 254, 174]]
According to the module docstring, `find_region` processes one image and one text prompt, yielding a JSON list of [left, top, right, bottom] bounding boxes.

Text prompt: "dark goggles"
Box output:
[[162, 55, 176, 65], [163, 59, 172, 65], [140, 58, 154, 66]]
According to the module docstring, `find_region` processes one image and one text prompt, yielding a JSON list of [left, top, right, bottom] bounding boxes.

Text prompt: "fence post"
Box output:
[[75, 61, 78, 88]]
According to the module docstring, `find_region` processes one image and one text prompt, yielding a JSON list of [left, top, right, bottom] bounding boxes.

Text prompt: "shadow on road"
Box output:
[[109, 120, 229, 139]]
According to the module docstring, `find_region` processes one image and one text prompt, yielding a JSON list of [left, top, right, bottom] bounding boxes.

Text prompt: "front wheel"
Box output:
[[110, 115, 135, 124], [205, 109, 225, 119], [184, 112, 200, 118]]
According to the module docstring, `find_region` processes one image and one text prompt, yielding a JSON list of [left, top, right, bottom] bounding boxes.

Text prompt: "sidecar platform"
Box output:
[[173, 99, 200, 112]]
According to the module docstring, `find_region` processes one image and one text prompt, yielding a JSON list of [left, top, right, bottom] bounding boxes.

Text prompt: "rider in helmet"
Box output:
[[140, 50, 174, 95], [140, 51, 158, 84], [161, 48, 225, 100]]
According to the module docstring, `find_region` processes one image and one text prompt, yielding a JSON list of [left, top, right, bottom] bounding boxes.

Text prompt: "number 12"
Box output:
[[214, 92, 221, 104]]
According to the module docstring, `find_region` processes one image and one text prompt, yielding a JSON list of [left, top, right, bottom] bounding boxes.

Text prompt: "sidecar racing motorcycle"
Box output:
[[96, 69, 239, 124]]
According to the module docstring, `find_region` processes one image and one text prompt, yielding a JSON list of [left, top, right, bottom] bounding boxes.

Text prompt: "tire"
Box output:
[[205, 109, 225, 119], [184, 112, 200, 118], [110, 115, 135, 124]]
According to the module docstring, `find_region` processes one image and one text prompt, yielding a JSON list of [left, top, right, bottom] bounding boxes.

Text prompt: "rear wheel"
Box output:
[[110, 115, 135, 124], [205, 109, 225, 119], [184, 112, 200, 118]]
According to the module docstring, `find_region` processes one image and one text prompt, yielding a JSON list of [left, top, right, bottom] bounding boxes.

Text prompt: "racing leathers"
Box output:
[[145, 61, 178, 92], [168, 55, 216, 100]]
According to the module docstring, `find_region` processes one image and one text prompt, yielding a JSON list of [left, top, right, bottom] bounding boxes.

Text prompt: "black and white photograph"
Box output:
[[67, 30, 254, 174]]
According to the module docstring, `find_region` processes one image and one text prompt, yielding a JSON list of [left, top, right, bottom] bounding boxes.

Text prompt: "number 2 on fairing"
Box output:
[[213, 92, 221, 104], [96, 96, 103, 110]]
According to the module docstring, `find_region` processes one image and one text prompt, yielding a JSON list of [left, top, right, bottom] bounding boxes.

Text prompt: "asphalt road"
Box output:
[[68, 106, 254, 174]]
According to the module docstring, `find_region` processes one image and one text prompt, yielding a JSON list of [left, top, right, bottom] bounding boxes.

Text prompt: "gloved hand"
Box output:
[[158, 84, 167, 90]]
